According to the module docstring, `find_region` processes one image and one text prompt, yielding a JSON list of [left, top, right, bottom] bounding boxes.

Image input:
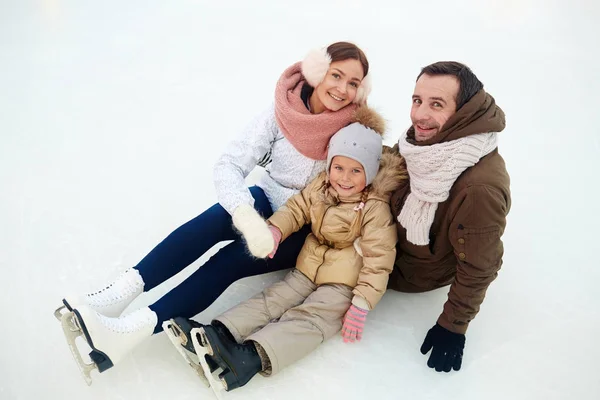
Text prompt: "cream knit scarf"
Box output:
[[397, 131, 499, 245]]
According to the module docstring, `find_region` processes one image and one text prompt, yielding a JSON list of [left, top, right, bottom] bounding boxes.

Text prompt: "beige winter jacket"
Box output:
[[269, 148, 408, 310]]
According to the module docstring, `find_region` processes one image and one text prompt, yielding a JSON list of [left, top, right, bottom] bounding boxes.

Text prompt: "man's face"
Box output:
[[410, 74, 459, 141]]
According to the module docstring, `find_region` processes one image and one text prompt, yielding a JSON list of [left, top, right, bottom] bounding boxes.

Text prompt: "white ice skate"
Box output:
[[54, 268, 145, 321], [59, 305, 156, 385], [162, 319, 210, 387]]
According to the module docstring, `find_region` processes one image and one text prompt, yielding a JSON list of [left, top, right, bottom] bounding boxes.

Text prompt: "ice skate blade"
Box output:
[[162, 321, 209, 387], [54, 299, 75, 322], [191, 327, 226, 398], [54, 305, 66, 321], [196, 327, 214, 355], [59, 311, 96, 386]]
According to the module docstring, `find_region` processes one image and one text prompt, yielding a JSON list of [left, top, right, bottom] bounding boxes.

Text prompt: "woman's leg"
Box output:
[[149, 225, 312, 333], [135, 186, 272, 291], [60, 188, 269, 319]]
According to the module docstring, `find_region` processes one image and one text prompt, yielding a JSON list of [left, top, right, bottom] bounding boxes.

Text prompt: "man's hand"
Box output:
[[420, 323, 465, 372]]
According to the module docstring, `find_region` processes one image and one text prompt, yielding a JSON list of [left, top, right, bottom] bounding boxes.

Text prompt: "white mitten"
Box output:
[[232, 204, 275, 258]]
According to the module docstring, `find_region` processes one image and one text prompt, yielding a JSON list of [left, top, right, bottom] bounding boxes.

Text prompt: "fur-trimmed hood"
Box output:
[[353, 105, 386, 135], [352, 105, 408, 200], [354, 105, 408, 200], [368, 146, 408, 201]]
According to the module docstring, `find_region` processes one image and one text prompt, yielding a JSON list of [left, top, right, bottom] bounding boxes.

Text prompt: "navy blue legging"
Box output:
[[132, 186, 309, 333]]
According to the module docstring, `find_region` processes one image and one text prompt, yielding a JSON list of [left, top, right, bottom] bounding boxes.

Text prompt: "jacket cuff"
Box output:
[[351, 295, 371, 311], [437, 313, 469, 335], [267, 213, 293, 242]]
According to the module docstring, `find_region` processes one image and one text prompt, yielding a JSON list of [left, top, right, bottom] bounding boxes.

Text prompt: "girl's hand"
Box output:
[[342, 304, 368, 343], [268, 225, 282, 259]]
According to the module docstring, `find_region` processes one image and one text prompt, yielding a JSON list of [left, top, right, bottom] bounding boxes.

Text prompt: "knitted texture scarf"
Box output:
[[274, 62, 357, 160], [398, 131, 499, 245]]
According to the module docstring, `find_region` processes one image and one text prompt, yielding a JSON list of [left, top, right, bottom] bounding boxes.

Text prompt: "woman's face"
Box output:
[[312, 58, 364, 113]]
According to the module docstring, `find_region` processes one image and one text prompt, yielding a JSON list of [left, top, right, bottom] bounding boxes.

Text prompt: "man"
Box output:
[[389, 61, 511, 373]]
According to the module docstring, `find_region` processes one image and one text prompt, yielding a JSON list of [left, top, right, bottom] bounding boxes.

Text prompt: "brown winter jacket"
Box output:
[[388, 90, 511, 334], [269, 147, 408, 310]]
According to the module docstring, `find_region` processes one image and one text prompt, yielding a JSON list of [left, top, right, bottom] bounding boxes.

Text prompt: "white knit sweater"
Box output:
[[213, 104, 326, 215]]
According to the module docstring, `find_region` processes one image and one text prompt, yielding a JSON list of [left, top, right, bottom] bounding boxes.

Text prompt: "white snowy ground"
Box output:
[[1, 1, 599, 399]]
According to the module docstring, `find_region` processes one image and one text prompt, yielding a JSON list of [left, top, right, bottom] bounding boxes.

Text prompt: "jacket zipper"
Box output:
[[314, 204, 334, 277]]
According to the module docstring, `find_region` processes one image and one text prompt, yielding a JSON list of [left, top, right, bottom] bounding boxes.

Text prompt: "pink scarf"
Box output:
[[274, 62, 357, 160]]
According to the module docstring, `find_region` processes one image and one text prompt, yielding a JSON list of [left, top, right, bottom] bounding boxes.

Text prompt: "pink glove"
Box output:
[[342, 304, 368, 343], [268, 225, 282, 259]]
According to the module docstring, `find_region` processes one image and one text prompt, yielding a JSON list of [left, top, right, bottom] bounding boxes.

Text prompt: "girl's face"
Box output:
[[311, 59, 364, 114], [329, 156, 367, 197]]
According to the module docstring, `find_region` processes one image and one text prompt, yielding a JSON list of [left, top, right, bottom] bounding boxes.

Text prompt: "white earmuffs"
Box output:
[[301, 47, 372, 105]]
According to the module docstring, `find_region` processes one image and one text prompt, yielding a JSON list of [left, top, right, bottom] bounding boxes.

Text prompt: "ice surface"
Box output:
[[1, 1, 599, 399]]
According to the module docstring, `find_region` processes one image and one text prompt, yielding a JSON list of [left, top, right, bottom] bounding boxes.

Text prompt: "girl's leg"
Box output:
[[149, 226, 311, 333], [246, 283, 352, 375], [214, 269, 315, 343], [135, 186, 271, 291]]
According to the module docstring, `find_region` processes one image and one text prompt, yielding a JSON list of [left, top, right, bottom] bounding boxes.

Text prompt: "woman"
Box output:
[[57, 41, 374, 383]]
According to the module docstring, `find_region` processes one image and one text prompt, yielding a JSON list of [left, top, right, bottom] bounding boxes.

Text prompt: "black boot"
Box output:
[[198, 325, 262, 391], [169, 317, 221, 372], [209, 320, 237, 343]]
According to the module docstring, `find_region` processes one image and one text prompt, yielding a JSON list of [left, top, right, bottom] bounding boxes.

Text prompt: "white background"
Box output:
[[1, 1, 599, 399]]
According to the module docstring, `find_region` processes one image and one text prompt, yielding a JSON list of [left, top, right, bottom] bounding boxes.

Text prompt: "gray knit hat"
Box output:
[[326, 122, 383, 186]]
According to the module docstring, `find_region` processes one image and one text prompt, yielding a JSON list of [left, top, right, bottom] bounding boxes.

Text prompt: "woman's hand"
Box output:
[[232, 204, 274, 258]]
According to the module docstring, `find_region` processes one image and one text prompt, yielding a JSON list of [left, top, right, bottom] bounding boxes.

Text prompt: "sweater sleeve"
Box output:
[[352, 200, 398, 310], [437, 184, 510, 334], [213, 105, 278, 215]]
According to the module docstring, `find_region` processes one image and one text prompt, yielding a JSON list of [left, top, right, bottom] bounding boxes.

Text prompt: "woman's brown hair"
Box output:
[[327, 42, 369, 77]]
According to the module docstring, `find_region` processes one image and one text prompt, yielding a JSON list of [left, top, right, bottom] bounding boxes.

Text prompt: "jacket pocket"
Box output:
[[457, 226, 502, 268]]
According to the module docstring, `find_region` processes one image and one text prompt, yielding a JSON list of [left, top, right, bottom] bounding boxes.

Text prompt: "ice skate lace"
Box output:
[[97, 308, 155, 334], [85, 269, 144, 308]]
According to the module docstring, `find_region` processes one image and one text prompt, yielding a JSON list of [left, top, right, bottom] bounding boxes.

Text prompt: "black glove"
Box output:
[[420, 323, 465, 372]]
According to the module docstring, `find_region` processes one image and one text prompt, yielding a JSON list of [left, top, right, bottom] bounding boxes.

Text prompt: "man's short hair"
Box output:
[[417, 61, 483, 110]]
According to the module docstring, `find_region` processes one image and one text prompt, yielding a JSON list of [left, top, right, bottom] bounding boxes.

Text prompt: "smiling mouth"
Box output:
[[416, 124, 436, 133], [337, 183, 354, 190], [328, 92, 345, 102]]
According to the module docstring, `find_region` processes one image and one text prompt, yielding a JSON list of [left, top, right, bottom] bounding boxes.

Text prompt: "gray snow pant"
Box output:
[[214, 269, 353, 375]]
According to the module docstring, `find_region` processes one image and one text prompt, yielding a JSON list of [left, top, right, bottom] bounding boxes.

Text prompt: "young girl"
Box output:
[[57, 42, 375, 384], [170, 116, 408, 391]]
